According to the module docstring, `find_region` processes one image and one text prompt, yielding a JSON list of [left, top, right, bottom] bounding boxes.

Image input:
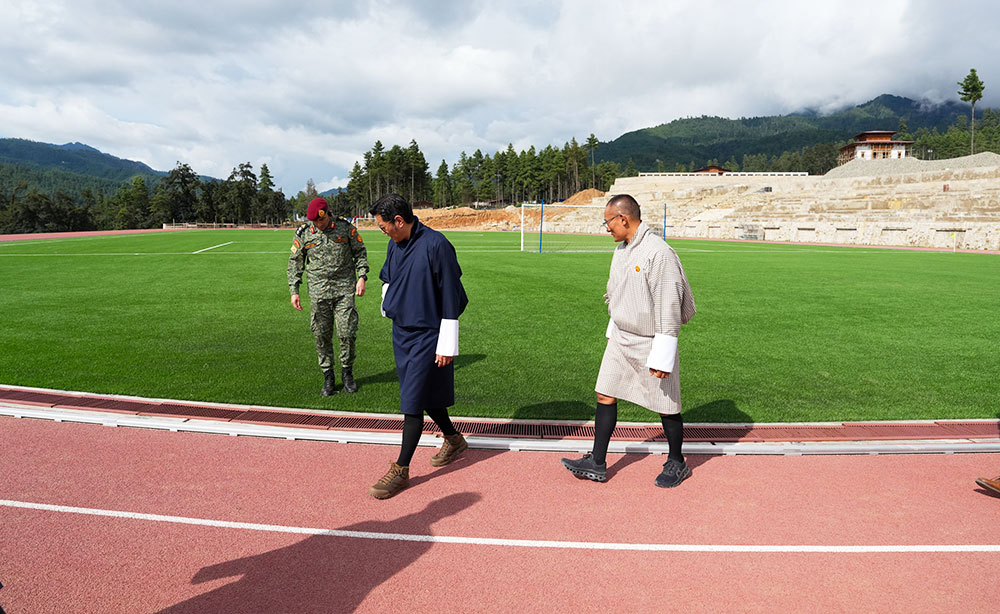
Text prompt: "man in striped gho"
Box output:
[[562, 194, 697, 488]]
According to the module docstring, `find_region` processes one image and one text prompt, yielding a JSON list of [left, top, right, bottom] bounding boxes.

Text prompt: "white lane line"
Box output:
[[3, 499, 999, 553], [193, 241, 235, 254]]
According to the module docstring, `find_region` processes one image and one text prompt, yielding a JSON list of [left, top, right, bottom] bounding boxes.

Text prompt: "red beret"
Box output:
[[307, 198, 328, 220]]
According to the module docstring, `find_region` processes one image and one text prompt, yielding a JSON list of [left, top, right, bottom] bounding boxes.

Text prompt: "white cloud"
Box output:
[[2, 0, 999, 193]]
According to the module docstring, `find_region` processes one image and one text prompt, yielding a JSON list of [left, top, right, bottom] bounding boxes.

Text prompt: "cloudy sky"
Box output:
[[3, 0, 998, 193]]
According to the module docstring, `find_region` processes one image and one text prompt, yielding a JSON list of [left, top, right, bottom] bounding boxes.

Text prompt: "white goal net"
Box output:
[[518, 202, 672, 253], [518, 203, 614, 253]]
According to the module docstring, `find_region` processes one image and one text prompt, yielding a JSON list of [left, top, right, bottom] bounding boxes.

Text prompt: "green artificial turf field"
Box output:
[[1, 228, 998, 423]]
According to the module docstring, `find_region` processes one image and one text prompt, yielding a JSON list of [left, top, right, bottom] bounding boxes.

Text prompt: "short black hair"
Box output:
[[607, 194, 641, 221], [369, 193, 414, 224]]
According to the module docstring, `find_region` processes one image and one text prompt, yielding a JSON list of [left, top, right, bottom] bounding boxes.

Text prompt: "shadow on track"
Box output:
[[156, 492, 480, 614], [406, 449, 505, 490]]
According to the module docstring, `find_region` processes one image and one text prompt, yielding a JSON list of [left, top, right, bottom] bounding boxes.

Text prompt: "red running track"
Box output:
[[2, 416, 999, 613]]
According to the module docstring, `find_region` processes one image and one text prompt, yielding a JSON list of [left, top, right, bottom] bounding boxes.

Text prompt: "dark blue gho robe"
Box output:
[[379, 219, 469, 414]]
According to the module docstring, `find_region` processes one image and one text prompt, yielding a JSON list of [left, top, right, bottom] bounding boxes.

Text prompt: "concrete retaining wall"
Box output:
[[542, 160, 1000, 251]]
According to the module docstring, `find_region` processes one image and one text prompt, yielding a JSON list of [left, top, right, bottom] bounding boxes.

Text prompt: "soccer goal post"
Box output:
[[518, 202, 616, 253], [518, 202, 672, 252]]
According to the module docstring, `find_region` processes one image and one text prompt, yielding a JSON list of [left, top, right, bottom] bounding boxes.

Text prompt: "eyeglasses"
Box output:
[[602, 214, 621, 229], [376, 218, 398, 234]]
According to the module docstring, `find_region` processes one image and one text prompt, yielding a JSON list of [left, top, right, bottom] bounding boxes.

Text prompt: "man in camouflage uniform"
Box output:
[[288, 197, 369, 395]]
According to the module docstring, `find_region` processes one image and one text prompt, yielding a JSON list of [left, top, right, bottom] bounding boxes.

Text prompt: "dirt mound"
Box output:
[[358, 192, 605, 231], [414, 206, 521, 230], [560, 188, 605, 206]]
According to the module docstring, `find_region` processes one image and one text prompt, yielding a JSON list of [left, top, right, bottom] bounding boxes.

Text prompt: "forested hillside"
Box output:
[[0, 138, 164, 187], [597, 95, 975, 171]]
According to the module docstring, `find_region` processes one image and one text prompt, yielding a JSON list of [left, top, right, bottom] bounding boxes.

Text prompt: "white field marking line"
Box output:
[[3, 499, 999, 553], [0, 251, 287, 257], [0, 235, 131, 246], [675, 248, 899, 254], [192, 241, 235, 254]]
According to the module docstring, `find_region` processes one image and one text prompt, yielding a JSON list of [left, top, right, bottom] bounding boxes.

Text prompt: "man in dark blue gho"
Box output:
[[367, 193, 469, 499]]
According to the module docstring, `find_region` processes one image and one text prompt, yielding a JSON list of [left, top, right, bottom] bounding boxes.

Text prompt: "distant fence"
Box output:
[[638, 172, 809, 177], [162, 222, 293, 230]]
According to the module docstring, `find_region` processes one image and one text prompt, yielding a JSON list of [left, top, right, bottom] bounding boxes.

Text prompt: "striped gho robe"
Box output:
[[595, 222, 696, 415]]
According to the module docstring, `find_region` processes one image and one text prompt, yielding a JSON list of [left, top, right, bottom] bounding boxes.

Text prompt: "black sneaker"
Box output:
[[654, 458, 691, 488], [561, 453, 608, 482]]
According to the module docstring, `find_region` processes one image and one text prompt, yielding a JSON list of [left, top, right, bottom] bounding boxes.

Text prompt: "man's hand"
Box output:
[[356, 277, 366, 297], [435, 354, 454, 367], [291, 294, 302, 311], [649, 368, 670, 379]]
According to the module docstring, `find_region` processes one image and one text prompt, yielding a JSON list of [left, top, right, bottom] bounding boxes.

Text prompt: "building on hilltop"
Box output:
[[692, 164, 733, 175], [837, 130, 914, 166]]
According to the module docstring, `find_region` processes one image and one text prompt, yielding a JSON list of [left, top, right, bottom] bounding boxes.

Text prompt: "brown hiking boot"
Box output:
[[430, 432, 468, 467], [369, 462, 409, 499], [976, 476, 1000, 496]]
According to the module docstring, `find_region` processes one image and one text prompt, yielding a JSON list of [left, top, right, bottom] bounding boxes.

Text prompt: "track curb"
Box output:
[[4, 401, 999, 457]]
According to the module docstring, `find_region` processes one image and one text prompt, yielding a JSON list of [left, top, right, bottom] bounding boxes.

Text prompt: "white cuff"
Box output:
[[606, 318, 615, 339], [380, 283, 389, 317], [435, 319, 459, 356], [645, 334, 678, 372]]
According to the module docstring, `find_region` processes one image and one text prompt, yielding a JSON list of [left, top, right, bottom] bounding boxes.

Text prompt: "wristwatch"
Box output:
[[360, 274, 368, 280]]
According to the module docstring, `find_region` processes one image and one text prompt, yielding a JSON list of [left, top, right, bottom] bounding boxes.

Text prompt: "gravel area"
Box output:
[[824, 151, 1000, 178]]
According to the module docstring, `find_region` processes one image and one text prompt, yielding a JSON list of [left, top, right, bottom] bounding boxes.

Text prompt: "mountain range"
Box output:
[[595, 94, 973, 169], [0, 138, 166, 197]]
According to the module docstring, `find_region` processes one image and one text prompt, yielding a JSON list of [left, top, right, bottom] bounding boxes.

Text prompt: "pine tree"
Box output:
[[958, 68, 985, 154], [585, 133, 599, 188]]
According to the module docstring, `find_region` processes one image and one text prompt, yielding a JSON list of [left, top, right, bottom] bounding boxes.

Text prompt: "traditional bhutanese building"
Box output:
[[837, 130, 914, 165], [692, 164, 732, 175]]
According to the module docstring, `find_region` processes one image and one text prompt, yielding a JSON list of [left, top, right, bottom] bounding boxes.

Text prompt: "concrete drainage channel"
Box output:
[[3, 401, 1000, 457]]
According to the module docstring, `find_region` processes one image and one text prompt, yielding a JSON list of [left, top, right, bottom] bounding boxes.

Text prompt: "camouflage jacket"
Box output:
[[287, 218, 369, 298]]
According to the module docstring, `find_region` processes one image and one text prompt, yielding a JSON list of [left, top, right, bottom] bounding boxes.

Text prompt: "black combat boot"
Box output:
[[321, 370, 336, 396], [342, 367, 358, 393]]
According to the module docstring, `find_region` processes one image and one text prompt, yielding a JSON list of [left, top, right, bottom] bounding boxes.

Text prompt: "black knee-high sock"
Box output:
[[425, 407, 457, 436], [661, 413, 684, 462], [396, 413, 424, 467], [592, 401, 617, 465]]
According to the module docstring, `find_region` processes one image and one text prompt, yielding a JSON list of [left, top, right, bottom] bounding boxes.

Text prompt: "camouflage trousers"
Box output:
[[310, 294, 358, 373]]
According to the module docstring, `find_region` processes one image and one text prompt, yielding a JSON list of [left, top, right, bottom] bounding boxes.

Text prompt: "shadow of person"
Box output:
[[679, 399, 753, 471], [357, 354, 487, 387], [406, 449, 506, 489], [452, 353, 486, 369], [514, 400, 593, 421], [355, 367, 401, 386], [606, 453, 646, 478], [156, 492, 481, 614]]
